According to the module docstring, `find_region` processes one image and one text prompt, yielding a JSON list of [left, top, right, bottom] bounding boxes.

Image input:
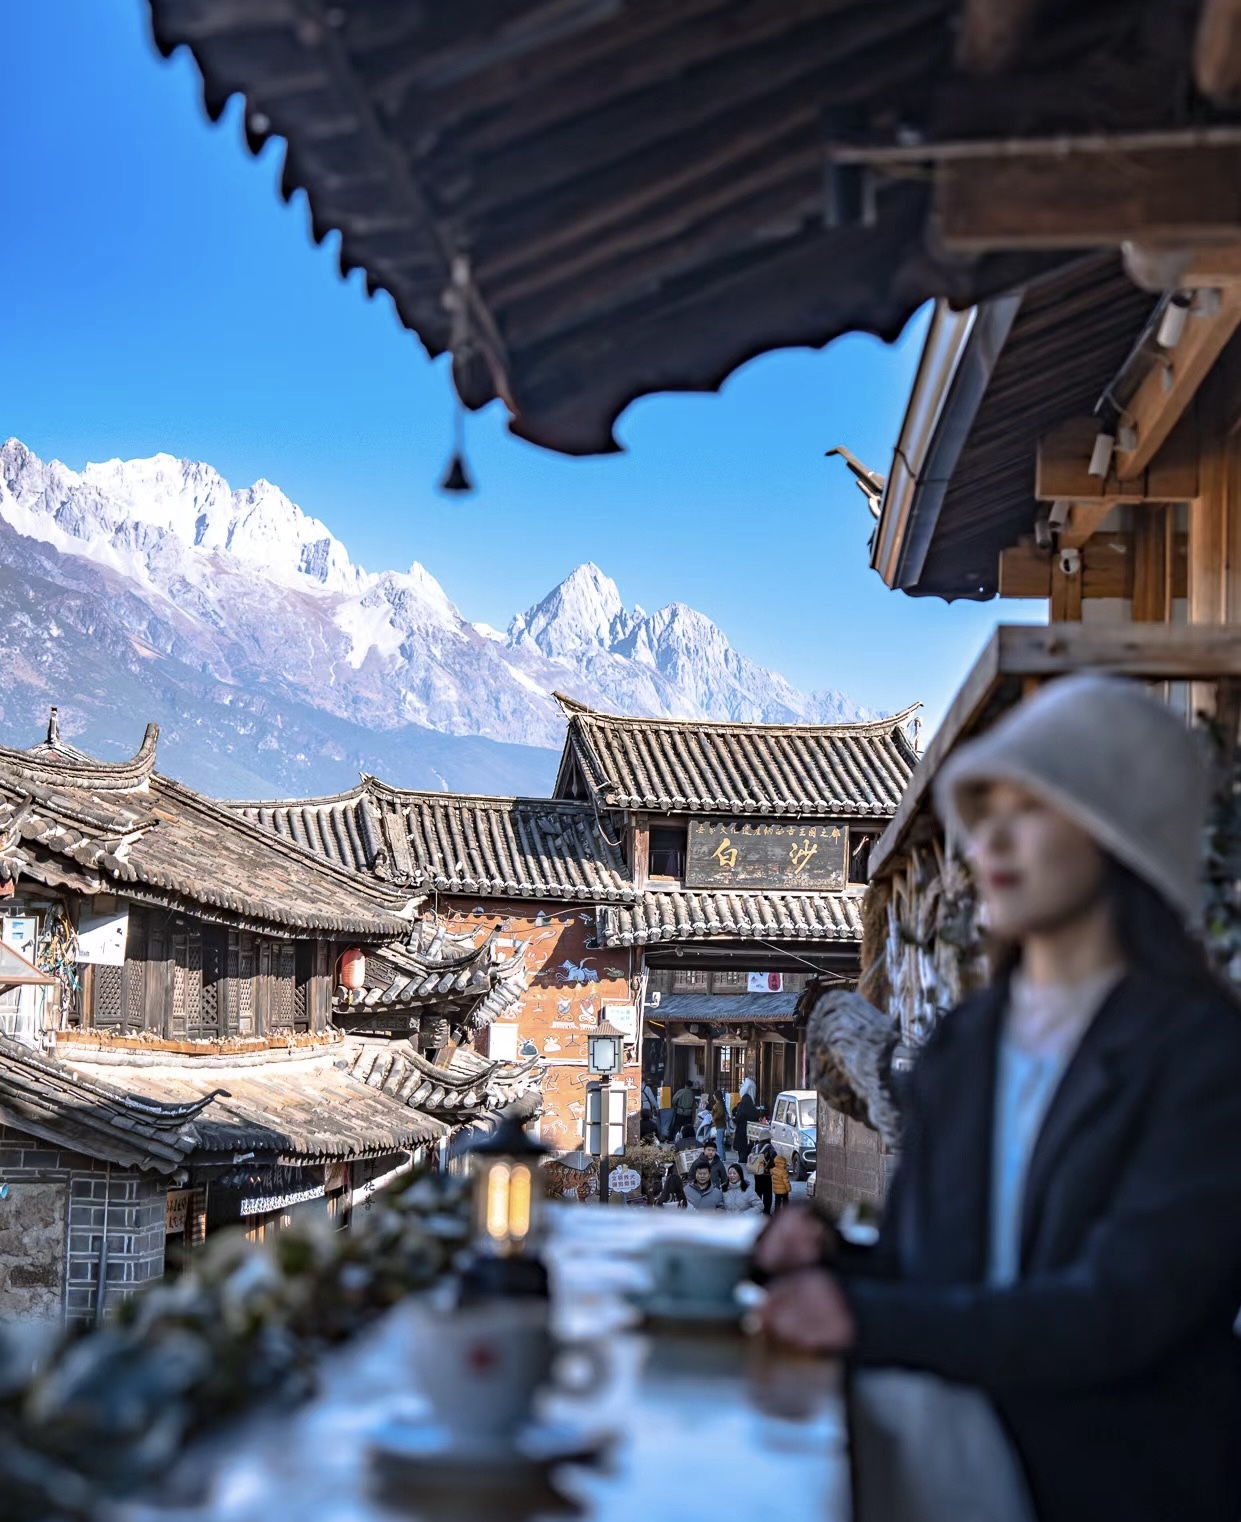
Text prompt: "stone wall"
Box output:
[[0, 1125, 167, 1324], [813, 1100, 898, 1213]]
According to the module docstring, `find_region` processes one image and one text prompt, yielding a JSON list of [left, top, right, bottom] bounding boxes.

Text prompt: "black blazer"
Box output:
[[843, 971, 1241, 1522]]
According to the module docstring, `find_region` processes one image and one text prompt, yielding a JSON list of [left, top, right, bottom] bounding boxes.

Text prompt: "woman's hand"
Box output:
[[758, 1268, 856, 1355], [752, 1204, 836, 1276]]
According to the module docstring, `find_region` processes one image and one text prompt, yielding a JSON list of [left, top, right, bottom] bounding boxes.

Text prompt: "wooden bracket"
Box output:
[[936, 146, 1241, 251], [1036, 415, 1199, 504]]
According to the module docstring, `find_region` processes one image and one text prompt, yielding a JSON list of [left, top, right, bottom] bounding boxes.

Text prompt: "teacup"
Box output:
[[647, 1240, 750, 1309], [411, 1300, 605, 1452]]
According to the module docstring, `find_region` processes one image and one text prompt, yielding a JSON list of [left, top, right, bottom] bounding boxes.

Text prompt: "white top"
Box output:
[[987, 966, 1124, 1287]]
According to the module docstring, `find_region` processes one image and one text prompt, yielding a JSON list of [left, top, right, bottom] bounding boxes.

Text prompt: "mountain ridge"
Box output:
[[0, 439, 887, 799]]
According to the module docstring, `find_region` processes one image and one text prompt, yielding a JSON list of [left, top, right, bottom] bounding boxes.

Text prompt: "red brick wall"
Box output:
[[441, 898, 641, 1153]]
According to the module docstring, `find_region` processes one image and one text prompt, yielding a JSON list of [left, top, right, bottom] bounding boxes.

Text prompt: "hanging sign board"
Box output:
[[604, 1003, 638, 1042], [686, 819, 847, 890], [609, 1167, 642, 1195], [165, 1190, 191, 1235], [77, 909, 129, 967]]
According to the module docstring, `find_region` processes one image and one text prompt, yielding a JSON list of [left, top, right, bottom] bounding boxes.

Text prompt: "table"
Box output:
[[122, 1208, 850, 1522]]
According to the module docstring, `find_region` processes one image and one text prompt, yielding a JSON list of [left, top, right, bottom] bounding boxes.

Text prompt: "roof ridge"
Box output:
[[0, 718, 161, 791], [567, 702, 921, 736], [153, 775, 421, 911]]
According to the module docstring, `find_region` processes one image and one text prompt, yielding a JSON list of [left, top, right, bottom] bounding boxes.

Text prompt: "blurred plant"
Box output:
[[1, 1168, 470, 1520]]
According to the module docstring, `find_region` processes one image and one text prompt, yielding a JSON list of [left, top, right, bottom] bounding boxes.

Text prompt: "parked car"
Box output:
[[769, 1089, 818, 1181]]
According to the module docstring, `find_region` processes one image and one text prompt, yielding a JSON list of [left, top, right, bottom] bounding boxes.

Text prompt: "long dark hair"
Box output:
[[996, 858, 1235, 1003]]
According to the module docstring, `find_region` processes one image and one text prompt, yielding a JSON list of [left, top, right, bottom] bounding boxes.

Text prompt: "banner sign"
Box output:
[[747, 972, 784, 993], [686, 819, 848, 890], [77, 909, 129, 966], [240, 1183, 325, 1218]]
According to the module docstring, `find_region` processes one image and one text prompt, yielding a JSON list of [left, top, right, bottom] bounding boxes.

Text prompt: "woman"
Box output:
[[750, 1130, 775, 1216], [756, 675, 1241, 1522], [722, 1163, 763, 1213], [657, 1167, 688, 1209], [710, 1089, 729, 1159], [684, 1164, 723, 1211], [732, 1081, 760, 1164]]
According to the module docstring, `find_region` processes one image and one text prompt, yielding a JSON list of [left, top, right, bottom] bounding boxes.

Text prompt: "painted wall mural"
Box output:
[[441, 899, 640, 1154]]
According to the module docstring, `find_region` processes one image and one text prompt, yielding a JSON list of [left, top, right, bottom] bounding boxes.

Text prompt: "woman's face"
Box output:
[[965, 780, 1108, 939], [728, 1167, 742, 1186]]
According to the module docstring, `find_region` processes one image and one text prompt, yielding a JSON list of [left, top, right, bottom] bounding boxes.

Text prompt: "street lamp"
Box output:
[[460, 1112, 550, 1302], [588, 1019, 627, 1206]]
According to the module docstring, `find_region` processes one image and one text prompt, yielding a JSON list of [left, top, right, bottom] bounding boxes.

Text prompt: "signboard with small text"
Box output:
[[685, 819, 848, 890]]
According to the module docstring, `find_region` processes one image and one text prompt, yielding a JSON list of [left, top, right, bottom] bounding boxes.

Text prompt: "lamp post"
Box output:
[[587, 1019, 626, 1206], [460, 1112, 550, 1302]]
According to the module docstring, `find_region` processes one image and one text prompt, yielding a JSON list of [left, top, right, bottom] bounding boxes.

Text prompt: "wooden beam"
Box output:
[[1113, 286, 1241, 478], [999, 531, 1134, 599], [936, 146, 1241, 251], [1036, 416, 1199, 504], [1132, 506, 1171, 622], [1196, 0, 1241, 104], [1049, 557, 1083, 622], [998, 539, 1051, 598], [955, 0, 1042, 73], [1059, 502, 1117, 549]]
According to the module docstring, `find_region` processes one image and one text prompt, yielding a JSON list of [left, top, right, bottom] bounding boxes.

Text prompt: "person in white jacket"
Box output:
[[722, 1163, 764, 1212]]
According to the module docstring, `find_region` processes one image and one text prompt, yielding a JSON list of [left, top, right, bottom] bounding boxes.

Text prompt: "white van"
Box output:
[[770, 1089, 818, 1181]]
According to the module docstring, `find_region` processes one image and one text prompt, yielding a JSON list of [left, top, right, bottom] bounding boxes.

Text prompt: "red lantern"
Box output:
[[339, 947, 366, 990]]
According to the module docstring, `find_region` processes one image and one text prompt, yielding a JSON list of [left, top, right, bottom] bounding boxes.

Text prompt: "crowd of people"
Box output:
[[634, 1076, 800, 1213]]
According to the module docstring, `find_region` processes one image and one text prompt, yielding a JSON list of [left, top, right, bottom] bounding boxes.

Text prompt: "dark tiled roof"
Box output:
[[59, 1045, 446, 1165], [555, 697, 918, 816], [0, 1037, 445, 1172], [596, 890, 864, 948], [334, 921, 529, 1034], [142, 1, 1186, 456], [236, 780, 634, 903], [655, 991, 801, 1022], [0, 725, 416, 937], [343, 1043, 544, 1123]]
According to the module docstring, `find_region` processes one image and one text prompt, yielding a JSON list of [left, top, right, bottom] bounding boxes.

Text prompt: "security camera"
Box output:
[[1059, 548, 1082, 577], [1034, 517, 1054, 551]]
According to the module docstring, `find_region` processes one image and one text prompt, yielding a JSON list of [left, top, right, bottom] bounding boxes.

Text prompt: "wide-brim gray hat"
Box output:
[[934, 674, 1211, 924]]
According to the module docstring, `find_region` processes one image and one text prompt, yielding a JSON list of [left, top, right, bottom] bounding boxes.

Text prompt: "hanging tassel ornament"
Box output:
[[437, 254, 477, 496]]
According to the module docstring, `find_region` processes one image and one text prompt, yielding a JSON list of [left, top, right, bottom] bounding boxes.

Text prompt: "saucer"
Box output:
[[628, 1289, 743, 1325], [369, 1416, 610, 1491]]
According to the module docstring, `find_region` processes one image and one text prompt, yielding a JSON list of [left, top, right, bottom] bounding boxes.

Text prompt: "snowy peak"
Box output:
[[508, 562, 634, 659], [505, 567, 876, 726], [1, 439, 364, 595]]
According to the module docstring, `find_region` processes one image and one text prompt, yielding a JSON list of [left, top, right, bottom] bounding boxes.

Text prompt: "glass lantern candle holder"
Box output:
[[587, 1020, 626, 1077], [460, 1113, 551, 1302]]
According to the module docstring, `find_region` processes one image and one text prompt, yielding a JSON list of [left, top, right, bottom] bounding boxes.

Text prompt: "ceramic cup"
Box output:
[[646, 1240, 750, 1309], [412, 1300, 605, 1453]]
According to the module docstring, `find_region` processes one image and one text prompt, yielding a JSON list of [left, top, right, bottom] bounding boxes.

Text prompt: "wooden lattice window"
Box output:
[[88, 908, 149, 1033], [199, 927, 225, 1038], [237, 933, 254, 1036], [270, 944, 296, 1032], [172, 930, 203, 1038], [92, 964, 125, 1028], [293, 942, 311, 1032]]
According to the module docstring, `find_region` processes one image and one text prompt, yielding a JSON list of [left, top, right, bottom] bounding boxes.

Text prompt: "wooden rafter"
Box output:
[[1113, 286, 1241, 479]]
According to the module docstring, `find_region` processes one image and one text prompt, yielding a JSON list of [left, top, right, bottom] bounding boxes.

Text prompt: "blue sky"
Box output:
[[1, 1, 1041, 732]]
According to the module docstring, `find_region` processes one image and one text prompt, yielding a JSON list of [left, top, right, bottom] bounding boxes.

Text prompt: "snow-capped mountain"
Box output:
[[0, 440, 879, 798]]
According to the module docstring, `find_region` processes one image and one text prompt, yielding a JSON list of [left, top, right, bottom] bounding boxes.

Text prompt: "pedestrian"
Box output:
[[710, 1089, 729, 1158], [683, 1164, 723, 1211], [732, 1082, 760, 1164], [670, 1079, 697, 1142], [694, 1139, 728, 1190], [657, 1167, 688, 1209], [755, 675, 1241, 1522], [749, 1138, 775, 1216], [722, 1163, 763, 1213], [769, 1151, 791, 1213]]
